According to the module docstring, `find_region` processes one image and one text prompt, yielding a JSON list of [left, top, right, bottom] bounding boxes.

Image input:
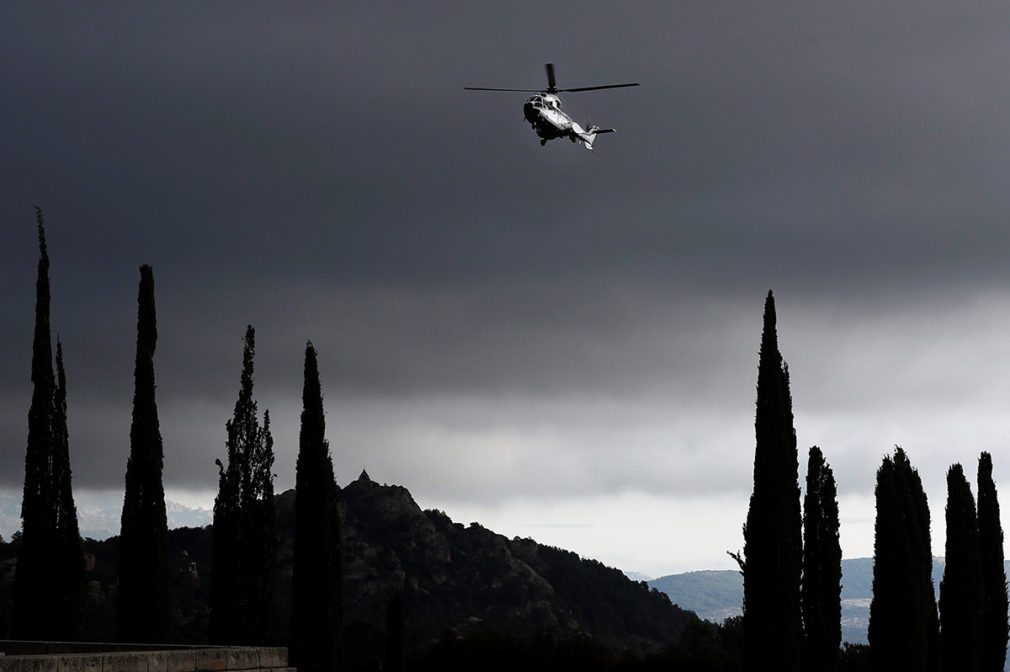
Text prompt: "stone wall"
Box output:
[[0, 644, 292, 672]]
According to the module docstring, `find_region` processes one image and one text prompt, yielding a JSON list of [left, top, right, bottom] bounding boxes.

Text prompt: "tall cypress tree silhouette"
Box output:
[[243, 401, 278, 642], [741, 291, 802, 671], [52, 338, 85, 636], [939, 463, 982, 672], [802, 446, 841, 672], [13, 208, 84, 640], [211, 325, 278, 644], [211, 423, 240, 644], [290, 343, 343, 672], [977, 452, 1008, 672], [868, 447, 939, 672], [118, 264, 171, 642]]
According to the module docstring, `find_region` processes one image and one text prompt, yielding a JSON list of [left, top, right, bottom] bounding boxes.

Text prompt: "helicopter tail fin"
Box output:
[[573, 124, 615, 150]]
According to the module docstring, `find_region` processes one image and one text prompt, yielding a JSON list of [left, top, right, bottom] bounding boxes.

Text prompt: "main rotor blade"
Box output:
[[545, 63, 557, 91], [463, 87, 543, 92], [558, 82, 641, 93]]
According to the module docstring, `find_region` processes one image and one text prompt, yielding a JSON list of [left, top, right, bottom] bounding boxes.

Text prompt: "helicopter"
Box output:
[[465, 63, 639, 150]]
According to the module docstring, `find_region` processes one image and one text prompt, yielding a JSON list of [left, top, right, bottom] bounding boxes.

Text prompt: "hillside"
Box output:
[[647, 570, 743, 624], [305, 471, 696, 652], [2, 472, 696, 657]]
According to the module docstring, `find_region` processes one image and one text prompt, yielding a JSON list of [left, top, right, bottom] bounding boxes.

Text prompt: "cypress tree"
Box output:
[[13, 208, 84, 640], [977, 452, 1008, 672], [211, 325, 278, 644], [118, 264, 171, 642], [14, 207, 58, 639], [802, 446, 841, 672], [53, 338, 85, 636], [867, 447, 939, 672], [741, 291, 802, 671], [245, 404, 278, 641], [939, 463, 982, 672], [290, 342, 343, 672], [211, 416, 241, 642]]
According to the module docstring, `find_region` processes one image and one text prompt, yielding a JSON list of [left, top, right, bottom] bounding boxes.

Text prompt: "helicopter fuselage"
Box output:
[[523, 93, 571, 140], [464, 64, 637, 151], [522, 92, 613, 149]]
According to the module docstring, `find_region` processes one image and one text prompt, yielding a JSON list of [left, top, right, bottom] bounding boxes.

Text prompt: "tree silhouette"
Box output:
[[939, 463, 982, 672], [118, 264, 171, 642], [13, 209, 84, 640], [802, 446, 841, 672], [741, 290, 802, 671], [977, 452, 1008, 672], [868, 447, 939, 672], [212, 443, 240, 643], [211, 325, 278, 644], [52, 339, 85, 635], [290, 342, 343, 672]]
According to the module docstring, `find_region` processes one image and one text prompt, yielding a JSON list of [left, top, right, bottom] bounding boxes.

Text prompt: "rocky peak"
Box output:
[[276, 480, 695, 653]]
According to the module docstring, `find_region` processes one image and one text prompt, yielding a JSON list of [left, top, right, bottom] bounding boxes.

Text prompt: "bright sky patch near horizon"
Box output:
[[4, 2, 1010, 579]]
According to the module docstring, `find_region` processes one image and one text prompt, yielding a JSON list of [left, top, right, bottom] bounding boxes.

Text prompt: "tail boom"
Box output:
[[570, 123, 615, 150]]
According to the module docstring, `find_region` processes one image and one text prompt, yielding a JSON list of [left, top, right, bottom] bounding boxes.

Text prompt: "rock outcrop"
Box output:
[[314, 472, 695, 652]]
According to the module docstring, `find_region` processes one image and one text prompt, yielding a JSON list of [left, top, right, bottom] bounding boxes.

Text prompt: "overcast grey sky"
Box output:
[[5, 2, 1010, 576]]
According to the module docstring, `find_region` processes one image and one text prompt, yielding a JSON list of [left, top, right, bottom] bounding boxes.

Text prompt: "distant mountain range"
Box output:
[[0, 489, 212, 541], [650, 557, 958, 645]]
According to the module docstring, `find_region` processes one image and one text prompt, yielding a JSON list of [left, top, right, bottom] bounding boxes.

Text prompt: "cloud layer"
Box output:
[[3, 2, 1010, 574]]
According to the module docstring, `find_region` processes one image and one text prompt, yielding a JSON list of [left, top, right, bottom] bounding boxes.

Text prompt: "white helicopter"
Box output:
[[465, 63, 639, 150]]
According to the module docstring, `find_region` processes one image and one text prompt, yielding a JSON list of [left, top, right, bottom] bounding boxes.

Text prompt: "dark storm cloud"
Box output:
[[4, 0, 1010, 524], [7, 2, 1010, 296]]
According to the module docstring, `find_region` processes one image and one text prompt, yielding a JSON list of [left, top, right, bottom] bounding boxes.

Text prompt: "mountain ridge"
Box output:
[[331, 471, 697, 652], [18, 472, 697, 656]]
